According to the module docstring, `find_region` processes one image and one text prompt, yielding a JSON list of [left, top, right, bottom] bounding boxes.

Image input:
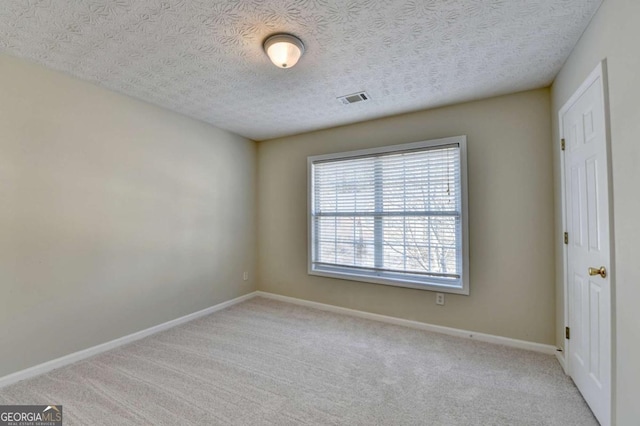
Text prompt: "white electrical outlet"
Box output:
[[243, 271, 248, 281], [436, 293, 445, 305]]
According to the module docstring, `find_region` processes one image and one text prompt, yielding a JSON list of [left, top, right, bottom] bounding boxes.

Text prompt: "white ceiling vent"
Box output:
[[338, 91, 370, 105]]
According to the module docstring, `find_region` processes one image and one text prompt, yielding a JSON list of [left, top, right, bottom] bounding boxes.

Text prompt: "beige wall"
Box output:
[[257, 89, 555, 344], [0, 54, 257, 377], [551, 0, 640, 423]]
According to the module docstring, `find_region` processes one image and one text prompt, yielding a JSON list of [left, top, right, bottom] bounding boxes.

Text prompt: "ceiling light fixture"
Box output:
[[263, 33, 305, 69]]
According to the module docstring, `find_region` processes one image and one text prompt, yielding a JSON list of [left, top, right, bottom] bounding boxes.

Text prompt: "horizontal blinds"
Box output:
[[312, 145, 461, 278]]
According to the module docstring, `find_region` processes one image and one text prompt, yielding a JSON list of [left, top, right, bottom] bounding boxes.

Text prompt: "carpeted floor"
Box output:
[[0, 297, 597, 425]]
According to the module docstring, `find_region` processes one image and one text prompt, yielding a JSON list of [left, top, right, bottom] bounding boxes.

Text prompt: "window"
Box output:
[[308, 136, 469, 294]]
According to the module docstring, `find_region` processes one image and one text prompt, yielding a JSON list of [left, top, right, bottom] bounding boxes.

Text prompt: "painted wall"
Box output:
[[257, 89, 555, 345], [551, 0, 640, 423], [0, 54, 257, 378]]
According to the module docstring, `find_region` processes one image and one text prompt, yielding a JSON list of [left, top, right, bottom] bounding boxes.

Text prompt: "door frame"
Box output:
[[558, 59, 615, 424]]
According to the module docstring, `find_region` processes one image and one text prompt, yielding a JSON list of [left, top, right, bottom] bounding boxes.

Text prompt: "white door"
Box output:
[[561, 62, 612, 426]]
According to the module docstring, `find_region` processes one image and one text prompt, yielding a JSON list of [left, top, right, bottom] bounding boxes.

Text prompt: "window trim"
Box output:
[[307, 136, 470, 295]]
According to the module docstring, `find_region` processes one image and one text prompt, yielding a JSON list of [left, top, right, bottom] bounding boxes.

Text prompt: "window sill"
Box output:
[[309, 266, 469, 295]]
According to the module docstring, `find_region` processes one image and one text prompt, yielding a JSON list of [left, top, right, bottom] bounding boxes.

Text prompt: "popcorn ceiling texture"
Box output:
[[0, 0, 601, 140], [0, 298, 597, 425]]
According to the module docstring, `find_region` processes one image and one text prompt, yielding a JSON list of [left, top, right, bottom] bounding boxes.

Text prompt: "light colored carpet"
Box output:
[[0, 297, 597, 425]]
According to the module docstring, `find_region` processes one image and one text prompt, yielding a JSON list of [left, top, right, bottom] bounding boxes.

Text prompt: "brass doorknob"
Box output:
[[588, 266, 607, 279]]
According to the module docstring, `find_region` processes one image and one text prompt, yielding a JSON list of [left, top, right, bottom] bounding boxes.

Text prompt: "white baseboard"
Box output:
[[1, 289, 559, 389], [256, 291, 557, 355], [0, 291, 258, 389]]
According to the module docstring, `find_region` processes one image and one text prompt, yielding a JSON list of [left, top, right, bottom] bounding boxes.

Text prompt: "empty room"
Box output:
[[0, 0, 638, 425]]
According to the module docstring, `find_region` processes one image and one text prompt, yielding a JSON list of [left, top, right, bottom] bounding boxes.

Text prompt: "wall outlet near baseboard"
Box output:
[[436, 293, 445, 306], [243, 272, 248, 281]]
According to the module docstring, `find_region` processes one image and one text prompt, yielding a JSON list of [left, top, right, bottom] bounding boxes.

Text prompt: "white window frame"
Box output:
[[307, 136, 470, 295]]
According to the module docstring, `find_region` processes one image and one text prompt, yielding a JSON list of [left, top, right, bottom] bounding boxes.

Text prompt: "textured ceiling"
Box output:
[[0, 0, 601, 141]]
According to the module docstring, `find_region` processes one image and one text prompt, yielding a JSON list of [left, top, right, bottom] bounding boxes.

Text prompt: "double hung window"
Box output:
[[308, 136, 469, 294]]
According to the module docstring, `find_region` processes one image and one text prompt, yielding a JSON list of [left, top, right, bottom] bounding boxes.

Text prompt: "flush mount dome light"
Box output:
[[263, 33, 305, 69]]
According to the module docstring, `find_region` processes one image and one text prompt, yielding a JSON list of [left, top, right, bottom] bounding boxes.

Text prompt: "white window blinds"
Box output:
[[309, 137, 468, 293]]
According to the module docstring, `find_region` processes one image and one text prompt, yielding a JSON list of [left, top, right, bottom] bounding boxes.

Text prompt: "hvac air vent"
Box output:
[[338, 91, 370, 105]]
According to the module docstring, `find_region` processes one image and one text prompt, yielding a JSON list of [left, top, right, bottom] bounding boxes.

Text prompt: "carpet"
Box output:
[[0, 297, 597, 425]]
